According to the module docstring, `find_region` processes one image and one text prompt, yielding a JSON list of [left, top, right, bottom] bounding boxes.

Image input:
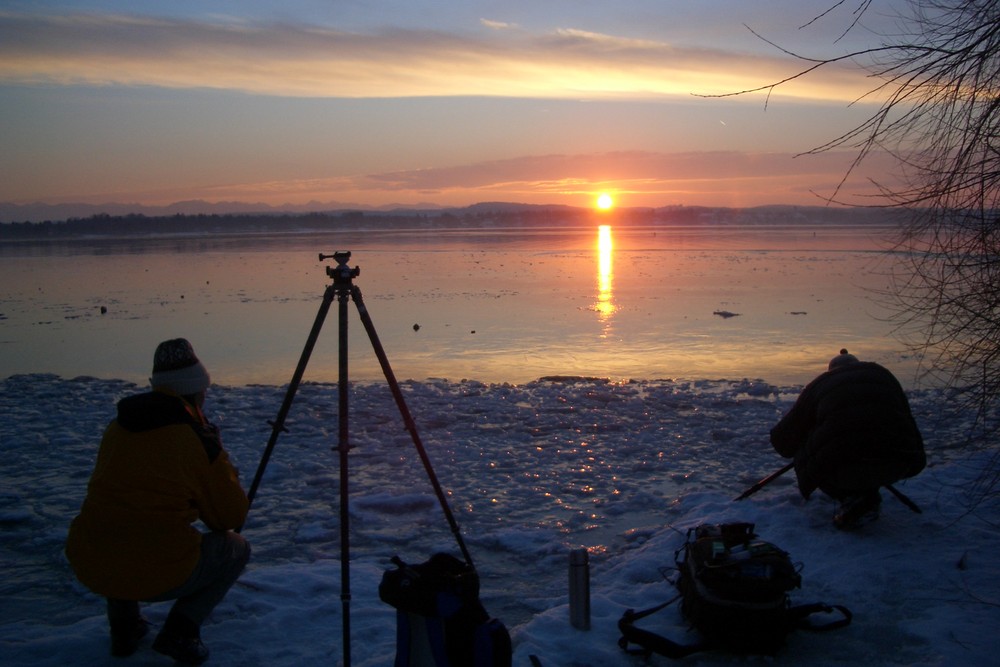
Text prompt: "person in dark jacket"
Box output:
[[66, 339, 250, 664], [770, 349, 926, 529]]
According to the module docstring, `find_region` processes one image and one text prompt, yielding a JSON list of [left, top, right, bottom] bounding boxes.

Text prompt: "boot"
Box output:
[[110, 615, 149, 657], [833, 490, 882, 530], [152, 611, 210, 665]]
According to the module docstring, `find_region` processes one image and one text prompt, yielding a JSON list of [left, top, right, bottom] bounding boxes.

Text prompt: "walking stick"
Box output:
[[734, 461, 794, 501], [886, 484, 922, 513], [735, 462, 922, 513]]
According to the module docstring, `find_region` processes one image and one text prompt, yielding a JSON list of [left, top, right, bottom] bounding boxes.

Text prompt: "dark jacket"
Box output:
[[66, 390, 249, 600], [770, 361, 926, 498]]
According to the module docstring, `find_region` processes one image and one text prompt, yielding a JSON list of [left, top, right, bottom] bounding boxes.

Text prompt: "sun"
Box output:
[[596, 193, 614, 210]]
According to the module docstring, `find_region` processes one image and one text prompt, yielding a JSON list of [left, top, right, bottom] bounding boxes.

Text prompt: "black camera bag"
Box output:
[[619, 522, 851, 658]]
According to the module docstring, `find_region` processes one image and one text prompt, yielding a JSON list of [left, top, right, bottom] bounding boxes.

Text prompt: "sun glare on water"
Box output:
[[596, 193, 614, 210]]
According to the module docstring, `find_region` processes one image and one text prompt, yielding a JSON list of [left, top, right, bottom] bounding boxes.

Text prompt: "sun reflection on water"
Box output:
[[595, 224, 616, 326]]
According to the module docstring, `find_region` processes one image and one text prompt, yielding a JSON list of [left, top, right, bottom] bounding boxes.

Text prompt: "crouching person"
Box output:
[[770, 349, 926, 529], [66, 339, 250, 664]]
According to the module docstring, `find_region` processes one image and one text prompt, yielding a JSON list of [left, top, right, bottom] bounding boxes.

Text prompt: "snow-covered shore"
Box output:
[[2, 373, 997, 666]]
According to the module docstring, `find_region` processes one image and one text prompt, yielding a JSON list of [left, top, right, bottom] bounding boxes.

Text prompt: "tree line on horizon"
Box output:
[[0, 205, 906, 240]]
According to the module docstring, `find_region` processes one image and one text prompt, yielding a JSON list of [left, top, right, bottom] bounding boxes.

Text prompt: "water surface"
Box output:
[[0, 223, 917, 387]]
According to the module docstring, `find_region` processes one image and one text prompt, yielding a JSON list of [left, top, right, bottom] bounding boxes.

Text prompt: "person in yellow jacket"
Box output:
[[66, 339, 250, 665]]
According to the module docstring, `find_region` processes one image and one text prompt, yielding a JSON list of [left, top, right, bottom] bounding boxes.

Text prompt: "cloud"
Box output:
[[0, 11, 872, 101], [480, 19, 517, 30], [356, 151, 883, 189], [140, 150, 901, 208]]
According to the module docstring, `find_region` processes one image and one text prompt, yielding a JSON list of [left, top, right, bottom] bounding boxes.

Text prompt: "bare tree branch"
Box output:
[[717, 0, 1000, 507]]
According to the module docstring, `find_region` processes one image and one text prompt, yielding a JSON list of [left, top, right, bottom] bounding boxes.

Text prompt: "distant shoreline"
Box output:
[[0, 204, 908, 241]]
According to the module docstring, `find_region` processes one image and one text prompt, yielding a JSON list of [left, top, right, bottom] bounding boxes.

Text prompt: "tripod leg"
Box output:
[[336, 289, 352, 667], [242, 284, 336, 521], [350, 285, 476, 570]]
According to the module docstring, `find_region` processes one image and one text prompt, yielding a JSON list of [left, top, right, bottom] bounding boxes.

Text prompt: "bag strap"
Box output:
[[618, 597, 852, 659], [788, 602, 853, 632], [617, 596, 712, 660]]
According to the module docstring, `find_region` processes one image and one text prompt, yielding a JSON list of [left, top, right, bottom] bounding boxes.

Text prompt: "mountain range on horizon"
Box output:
[[0, 198, 453, 224]]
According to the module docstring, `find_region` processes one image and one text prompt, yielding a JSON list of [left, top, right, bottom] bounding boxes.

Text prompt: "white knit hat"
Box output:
[[828, 348, 860, 371], [150, 338, 211, 395]]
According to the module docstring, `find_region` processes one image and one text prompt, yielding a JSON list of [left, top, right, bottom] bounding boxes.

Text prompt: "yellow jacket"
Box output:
[[66, 390, 249, 600]]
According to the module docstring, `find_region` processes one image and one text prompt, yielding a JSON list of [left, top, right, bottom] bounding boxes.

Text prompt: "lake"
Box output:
[[0, 222, 921, 388]]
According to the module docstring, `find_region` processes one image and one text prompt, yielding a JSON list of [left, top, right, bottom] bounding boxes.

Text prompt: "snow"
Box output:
[[1, 372, 998, 666]]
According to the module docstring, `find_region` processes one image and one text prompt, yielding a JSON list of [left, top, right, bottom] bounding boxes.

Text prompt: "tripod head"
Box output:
[[320, 251, 360, 285]]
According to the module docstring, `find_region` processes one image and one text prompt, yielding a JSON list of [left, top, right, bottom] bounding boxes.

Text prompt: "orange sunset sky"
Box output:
[[0, 1, 908, 215]]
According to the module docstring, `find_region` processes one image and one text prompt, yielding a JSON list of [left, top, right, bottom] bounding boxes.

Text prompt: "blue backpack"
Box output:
[[379, 553, 512, 667]]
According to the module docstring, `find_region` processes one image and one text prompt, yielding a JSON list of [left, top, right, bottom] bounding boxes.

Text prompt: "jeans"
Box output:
[[107, 530, 250, 632]]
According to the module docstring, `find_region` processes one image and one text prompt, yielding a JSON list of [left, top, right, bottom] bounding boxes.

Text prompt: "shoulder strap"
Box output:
[[788, 603, 853, 632], [617, 596, 711, 659]]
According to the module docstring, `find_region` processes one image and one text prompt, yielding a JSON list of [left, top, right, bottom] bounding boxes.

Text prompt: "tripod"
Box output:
[[242, 251, 474, 667]]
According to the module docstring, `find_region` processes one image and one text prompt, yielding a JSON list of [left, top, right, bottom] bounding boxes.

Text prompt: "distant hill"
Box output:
[[0, 203, 910, 241]]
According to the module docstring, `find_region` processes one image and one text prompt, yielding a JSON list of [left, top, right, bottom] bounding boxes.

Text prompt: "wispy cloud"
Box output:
[[480, 18, 518, 31], [126, 150, 900, 208], [0, 11, 870, 101]]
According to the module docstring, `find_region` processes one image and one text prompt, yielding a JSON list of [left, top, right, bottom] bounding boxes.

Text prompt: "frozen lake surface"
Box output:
[[1, 373, 997, 666]]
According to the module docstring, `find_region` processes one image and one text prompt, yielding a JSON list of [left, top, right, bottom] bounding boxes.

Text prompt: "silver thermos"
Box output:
[[569, 548, 591, 630]]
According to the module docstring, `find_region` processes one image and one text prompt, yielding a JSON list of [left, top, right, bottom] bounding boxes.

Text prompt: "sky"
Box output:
[[0, 1, 912, 212]]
